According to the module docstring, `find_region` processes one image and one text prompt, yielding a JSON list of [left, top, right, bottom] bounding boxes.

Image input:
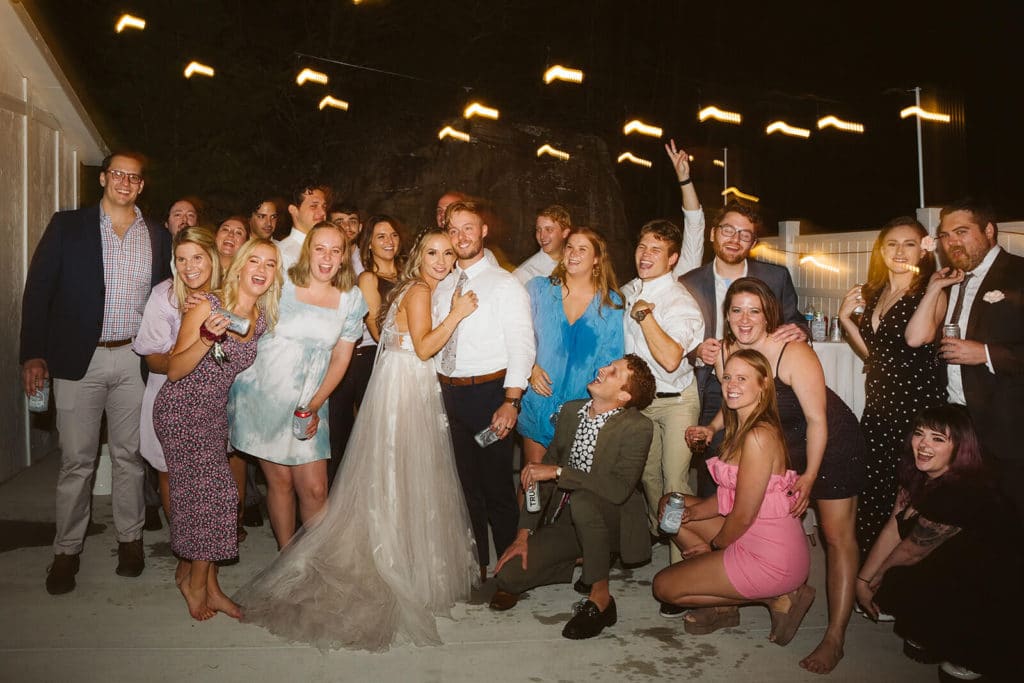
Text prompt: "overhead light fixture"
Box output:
[[721, 186, 759, 203], [617, 152, 652, 168], [817, 115, 865, 133], [115, 14, 146, 33], [699, 106, 742, 124], [622, 119, 663, 138], [543, 65, 584, 84], [537, 144, 570, 161], [713, 159, 725, 168], [296, 68, 329, 86], [464, 102, 499, 120], [183, 61, 214, 79], [438, 126, 471, 142], [766, 120, 811, 138], [900, 106, 950, 123], [318, 95, 349, 111], [799, 255, 840, 274]]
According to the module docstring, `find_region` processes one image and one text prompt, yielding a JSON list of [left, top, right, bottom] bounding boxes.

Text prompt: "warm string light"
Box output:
[[900, 106, 950, 123], [464, 102, 500, 120], [622, 119, 663, 138], [617, 152, 652, 168], [536, 144, 570, 161], [713, 159, 725, 168], [115, 14, 146, 33], [766, 120, 811, 138], [799, 255, 840, 273], [438, 126, 470, 142], [295, 68, 329, 86], [722, 186, 759, 203], [183, 61, 214, 79], [543, 65, 584, 84], [318, 95, 349, 111], [699, 106, 742, 124], [817, 115, 865, 133]]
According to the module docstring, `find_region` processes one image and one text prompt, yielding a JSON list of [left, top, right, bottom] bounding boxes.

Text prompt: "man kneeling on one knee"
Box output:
[[491, 354, 656, 639]]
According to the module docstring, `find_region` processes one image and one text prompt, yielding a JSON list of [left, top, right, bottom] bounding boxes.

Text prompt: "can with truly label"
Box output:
[[659, 492, 686, 534], [28, 379, 50, 413], [292, 406, 314, 440], [942, 324, 961, 339], [525, 482, 541, 513], [474, 426, 500, 448]]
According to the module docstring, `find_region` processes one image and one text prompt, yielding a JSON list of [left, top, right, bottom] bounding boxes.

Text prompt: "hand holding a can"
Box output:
[[938, 337, 988, 366], [21, 358, 49, 397], [685, 425, 714, 457], [520, 462, 559, 493]]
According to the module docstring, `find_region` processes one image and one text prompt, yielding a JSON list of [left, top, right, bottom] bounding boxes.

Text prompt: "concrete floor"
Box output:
[[0, 452, 936, 683]]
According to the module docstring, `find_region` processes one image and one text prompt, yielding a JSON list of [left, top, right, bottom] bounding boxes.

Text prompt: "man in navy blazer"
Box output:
[[678, 202, 807, 495], [936, 199, 1024, 530], [20, 151, 171, 595]]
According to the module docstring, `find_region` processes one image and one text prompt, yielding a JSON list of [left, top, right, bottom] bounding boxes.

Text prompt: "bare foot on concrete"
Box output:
[[206, 586, 243, 619], [178, 581, 214, 621], [800, 635, 844, 674]]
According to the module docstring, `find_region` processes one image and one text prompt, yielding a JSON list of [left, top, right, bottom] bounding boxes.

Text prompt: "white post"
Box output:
[[916, 207, 941, 233], [914, 86, 925, 208], [779, 220, 801, 285]]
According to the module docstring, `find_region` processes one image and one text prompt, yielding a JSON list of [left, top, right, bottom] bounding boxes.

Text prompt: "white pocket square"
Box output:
[[982, 290, 1005, 303]]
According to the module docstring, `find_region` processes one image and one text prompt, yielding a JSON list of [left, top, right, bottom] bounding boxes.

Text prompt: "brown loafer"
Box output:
[[116, 540, 145, 577], [489, 590, 519, 611], [46, 553, 80, 595]]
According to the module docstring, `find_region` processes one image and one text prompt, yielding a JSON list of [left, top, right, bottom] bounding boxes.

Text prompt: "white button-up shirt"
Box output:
[[432, 256, 535, 389], [275, 228, 307, 269], [672, 206, 706, 279], [513, 250, 558, 285], [946, 245, 1000, 404], [622, 272, 704, 393]]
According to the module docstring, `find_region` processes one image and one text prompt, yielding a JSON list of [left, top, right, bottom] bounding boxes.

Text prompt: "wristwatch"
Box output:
[[631, 308, 650, 323], [504, 397, 522, 412]]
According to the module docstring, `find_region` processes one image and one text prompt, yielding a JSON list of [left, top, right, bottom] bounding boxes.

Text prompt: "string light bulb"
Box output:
[[543, 65, 584, 84], [296, 68, 329, 86], [699, 106, 742, 124], [318, 95, 349, 111], [464, 102, 500, 120], [438, 126, 471, 142], [183, 62, 214, 79], [900, 106, 951, 123], [537, 144, 570, 161], [721, 186, 760, 203], [115, 14, 146, 33], [817, 115, 865, 133], [766, 120, 811, 139], [617, 152, 652, 168], [622, 120, 663, 138], [799, 255, 840, 274]]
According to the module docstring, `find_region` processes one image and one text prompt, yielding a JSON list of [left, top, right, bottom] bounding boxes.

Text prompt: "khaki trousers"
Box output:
[[52, 345, 145, 554]]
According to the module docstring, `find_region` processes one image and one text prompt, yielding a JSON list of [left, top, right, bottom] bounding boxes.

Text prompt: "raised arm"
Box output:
[[404, 282, 477, 361], [905, 268, 957, 347], [666, 139, 705, 278]]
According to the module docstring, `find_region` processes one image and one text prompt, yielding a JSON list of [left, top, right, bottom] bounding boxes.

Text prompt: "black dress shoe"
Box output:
[[143, 505, 163, 531], [46, 554, 80, 595], [573, 578, 591, 595], [242, 503, 264, 527], [562, 597, 617, 639], [115, 540, 145, 577], [489, 590, 519, 611]]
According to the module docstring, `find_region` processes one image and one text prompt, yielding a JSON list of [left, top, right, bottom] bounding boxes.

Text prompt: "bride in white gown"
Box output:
[[233, 228, 480, 651]]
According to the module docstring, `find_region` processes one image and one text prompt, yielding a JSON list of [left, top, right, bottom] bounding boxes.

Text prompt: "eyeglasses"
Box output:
[[716, 224, 756, 244], [106, 169, 143, 185]]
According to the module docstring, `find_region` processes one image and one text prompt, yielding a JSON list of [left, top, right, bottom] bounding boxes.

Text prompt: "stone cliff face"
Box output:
[[329, 118, 635, 282]]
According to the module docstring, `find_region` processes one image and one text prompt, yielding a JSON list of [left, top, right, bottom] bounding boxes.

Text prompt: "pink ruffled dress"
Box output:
[[707, 456, 810, 599]]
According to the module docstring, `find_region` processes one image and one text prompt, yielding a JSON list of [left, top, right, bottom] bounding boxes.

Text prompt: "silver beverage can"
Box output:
[[942, 324, 961, 339], [292, 406, 314, 440], [525, 481, 541, 513], [474, 426, 500, 448], [214, 307, 251, 336], [28, 379, 50, 413], [659, 492, 686, 535]]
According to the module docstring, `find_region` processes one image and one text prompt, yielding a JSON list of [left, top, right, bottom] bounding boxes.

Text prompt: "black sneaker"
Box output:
[[563, 598, 617, 639], [46, 553, 80, 595], [144, 505, 163, 531], [115, 540, 145, 577], [659, 602, 687, 618]]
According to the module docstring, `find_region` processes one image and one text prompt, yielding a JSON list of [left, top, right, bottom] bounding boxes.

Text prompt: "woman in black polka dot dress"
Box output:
[[838, 217, 947, 557]]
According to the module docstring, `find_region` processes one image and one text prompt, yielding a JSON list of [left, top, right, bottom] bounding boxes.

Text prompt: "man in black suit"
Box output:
[[678, 201, 807, 495], [937, 199, 1024, 528], [20, 151, 171, 595], [490, 355, 656, 640]]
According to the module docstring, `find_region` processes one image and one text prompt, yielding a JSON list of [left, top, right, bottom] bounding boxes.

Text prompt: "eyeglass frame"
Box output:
[[105, 168, 144, 185], [715, 223, 757, 244]]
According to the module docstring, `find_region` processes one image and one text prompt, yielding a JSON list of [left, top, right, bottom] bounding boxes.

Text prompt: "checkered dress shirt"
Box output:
[[99, 206, 152, 341]]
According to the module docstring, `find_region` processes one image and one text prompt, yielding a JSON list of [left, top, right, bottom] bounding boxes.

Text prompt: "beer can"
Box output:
[[292, 406, 314, 440], [942, 324, 961, 339], [214, 307, 251, 336], [659, 492, 686, 535], [474, 426, 500, 448], [28, 379, 50, 413], [525, 482, 541, 513]]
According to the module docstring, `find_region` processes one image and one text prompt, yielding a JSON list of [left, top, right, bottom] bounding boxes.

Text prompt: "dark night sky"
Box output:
[[25, 0, 1024, 231]]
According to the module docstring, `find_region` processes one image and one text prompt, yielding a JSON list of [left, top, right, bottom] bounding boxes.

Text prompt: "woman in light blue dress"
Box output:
[[518, 228, 625, 467], [229, 221, 367, 547]]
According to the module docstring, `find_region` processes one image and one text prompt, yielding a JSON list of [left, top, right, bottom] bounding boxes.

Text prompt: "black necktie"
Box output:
[[948, 273, 974, 326]]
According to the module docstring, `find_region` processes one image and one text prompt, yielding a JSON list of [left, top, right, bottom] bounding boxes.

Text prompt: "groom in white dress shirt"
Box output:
[[433, 201, 535, 580]]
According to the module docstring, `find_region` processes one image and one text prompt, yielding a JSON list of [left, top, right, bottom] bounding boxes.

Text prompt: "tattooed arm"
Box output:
[[873, 516, 962, 580]]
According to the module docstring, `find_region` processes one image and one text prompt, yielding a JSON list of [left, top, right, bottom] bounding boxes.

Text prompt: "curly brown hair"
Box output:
[[622, 354, 656, 410]]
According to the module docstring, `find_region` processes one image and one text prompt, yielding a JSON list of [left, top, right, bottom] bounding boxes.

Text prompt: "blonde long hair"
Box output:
[[718, 349, 786, 465], [379, 227, 449, 327], [219, 238, 282, 331], [172, 226, 221, 309], [287, 221, 356, 291]]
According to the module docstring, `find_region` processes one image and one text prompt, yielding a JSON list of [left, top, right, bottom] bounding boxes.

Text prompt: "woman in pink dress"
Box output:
[[652, 349, 815, 647]]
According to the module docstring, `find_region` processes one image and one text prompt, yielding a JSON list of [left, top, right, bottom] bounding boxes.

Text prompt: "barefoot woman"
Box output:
[[155, 239, 281, 620]]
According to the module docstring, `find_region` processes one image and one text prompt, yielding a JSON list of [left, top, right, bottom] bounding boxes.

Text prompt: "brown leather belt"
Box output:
[[97, 339, 133, 348], [437, 369, 506, 386]]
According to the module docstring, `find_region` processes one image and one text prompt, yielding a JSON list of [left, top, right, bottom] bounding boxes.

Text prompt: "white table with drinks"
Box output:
[[807, 309, 866, 418]]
